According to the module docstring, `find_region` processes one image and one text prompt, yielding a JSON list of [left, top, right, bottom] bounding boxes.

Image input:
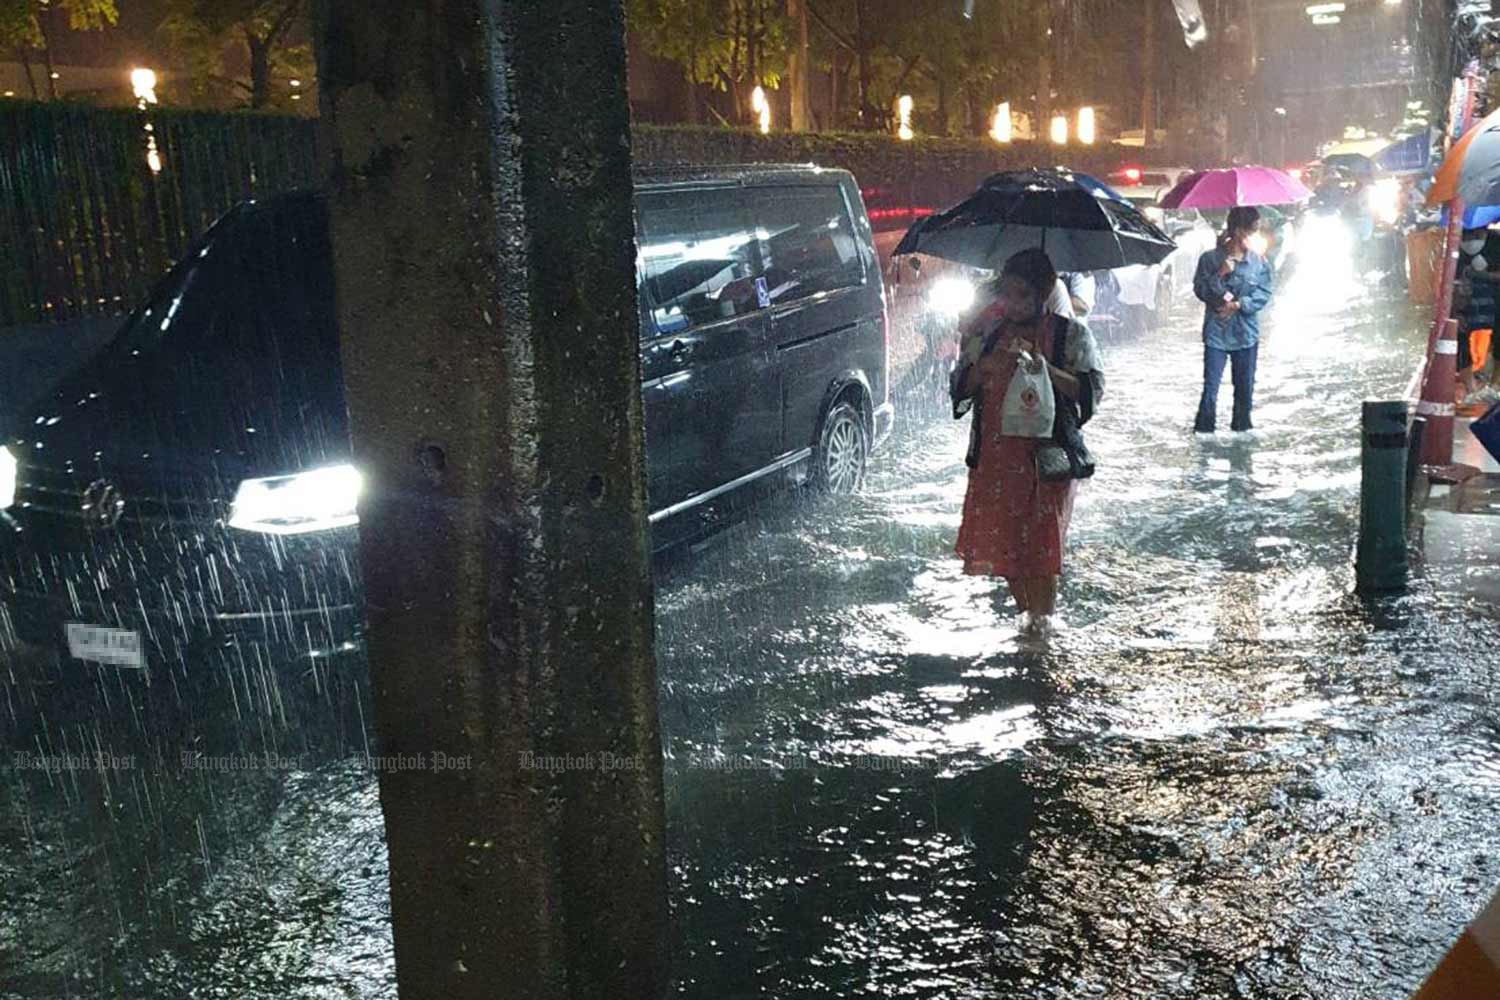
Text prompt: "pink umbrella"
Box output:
[[1159, 167, 1313, 209]]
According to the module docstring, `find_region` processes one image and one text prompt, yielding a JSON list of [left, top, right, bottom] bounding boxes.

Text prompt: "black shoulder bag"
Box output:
[[1035, 316, 1096, 482]]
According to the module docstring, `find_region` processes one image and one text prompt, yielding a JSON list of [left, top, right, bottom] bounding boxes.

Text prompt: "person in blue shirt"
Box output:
[[1192, 206, 1275, 433]]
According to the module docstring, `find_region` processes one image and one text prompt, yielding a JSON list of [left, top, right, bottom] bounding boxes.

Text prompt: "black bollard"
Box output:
[[1356, 400, 1410, 594], [1405, 415, 1427, 510]]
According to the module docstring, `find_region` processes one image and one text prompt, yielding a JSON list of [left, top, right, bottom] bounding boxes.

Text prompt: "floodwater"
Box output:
[[4, 260, 1499, 999]]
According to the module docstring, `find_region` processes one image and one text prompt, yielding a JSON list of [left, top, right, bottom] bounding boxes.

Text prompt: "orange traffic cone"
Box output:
[[1419, 319, 1459, 467], [1410, 888, 1500, 998]]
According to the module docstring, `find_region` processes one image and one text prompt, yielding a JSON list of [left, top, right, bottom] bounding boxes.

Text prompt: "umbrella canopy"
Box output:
[[1320, 153, 1377, 177], [892, 168, 1175, 272], [1428, 108, 1500, 208], [1322, 137, 1392, 160], [1159, 167, 1313, 209]]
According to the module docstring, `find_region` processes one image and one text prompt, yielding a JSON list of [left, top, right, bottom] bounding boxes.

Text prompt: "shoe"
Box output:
[[1024, 613, 1057, 639]]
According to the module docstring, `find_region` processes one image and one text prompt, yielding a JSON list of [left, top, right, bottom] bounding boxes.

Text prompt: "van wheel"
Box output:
[[815, 400, 868, 494]]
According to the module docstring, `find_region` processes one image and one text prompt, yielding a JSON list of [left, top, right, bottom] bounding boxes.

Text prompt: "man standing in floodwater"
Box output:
[[1192, 206, 1275, 435]]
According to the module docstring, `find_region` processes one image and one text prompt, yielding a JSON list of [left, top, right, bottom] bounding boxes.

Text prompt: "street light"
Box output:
[[896, 94, 914, 141], [1050, 115, 1068, 145], [130, 67, 158, 105], [751, 85, 770, 134], [1077, 106, 1096, 145], [990, 102, 1012, 144]]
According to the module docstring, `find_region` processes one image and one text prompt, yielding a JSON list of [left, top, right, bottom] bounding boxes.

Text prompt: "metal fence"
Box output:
[[1, 107, 1122, 329], [0, 103, 318, 328]]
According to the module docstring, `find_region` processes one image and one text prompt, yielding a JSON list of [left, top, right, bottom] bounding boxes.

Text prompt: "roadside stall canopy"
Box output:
[[1322, 138, 1393, 160], [1373, 133, 1433, 175]]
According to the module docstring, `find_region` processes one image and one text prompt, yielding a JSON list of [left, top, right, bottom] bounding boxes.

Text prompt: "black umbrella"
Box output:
[[893, 168, 1176, 272]]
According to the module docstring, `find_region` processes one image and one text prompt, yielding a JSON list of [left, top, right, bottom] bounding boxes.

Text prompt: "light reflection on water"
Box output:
[[2, 279, 1499, 999]]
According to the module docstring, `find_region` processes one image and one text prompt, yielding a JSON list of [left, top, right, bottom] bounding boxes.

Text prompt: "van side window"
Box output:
[[752, 185, 865, 304], [637, 189, 764, 335]]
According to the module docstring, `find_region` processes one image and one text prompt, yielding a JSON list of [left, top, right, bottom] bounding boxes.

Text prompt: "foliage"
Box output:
[[0, 0, 118, 98], [159, 0, 311, 111], [627, 0, 789, 122], [0, 0, 116, 49], [627, 0, 1219, 143]]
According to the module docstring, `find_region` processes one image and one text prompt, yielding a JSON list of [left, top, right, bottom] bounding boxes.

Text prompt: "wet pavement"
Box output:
[[5, 266, 1500, 999]]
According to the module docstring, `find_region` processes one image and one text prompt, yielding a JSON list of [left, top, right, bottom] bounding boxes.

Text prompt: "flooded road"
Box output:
[[4, 267, 1500, 998]]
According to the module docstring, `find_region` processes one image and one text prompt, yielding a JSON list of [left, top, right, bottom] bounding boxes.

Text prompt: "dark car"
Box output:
[[0, 166, 892, 670]]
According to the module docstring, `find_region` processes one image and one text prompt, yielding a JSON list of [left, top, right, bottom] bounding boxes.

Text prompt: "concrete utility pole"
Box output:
[[315, 3, 668, 999]]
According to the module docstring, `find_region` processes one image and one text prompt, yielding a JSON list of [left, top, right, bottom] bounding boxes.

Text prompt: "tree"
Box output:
[[159, 0, 311, 110], [626, 0, 788, 125], [0, 0, 118, 100]]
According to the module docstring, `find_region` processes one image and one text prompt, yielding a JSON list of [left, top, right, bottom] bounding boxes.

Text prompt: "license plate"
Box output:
[[65, 623, 145, 669]]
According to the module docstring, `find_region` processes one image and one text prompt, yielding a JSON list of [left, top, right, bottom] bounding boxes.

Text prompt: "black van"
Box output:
[[0, 165, 891, 669]]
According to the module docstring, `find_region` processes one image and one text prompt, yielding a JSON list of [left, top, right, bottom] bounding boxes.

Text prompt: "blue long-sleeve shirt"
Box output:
[[1193, 248, 1274, 351]]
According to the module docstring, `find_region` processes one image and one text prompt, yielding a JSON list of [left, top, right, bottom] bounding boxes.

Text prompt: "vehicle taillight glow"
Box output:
[[228, 464, 363, 535], [0, 446, 15, 510], [1124, 168, 1143, 184]]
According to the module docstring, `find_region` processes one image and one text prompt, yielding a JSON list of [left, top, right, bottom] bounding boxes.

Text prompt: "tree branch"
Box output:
[[805, 1, 855, 53], [265, 0, 304, 48], [209, 73, 255, 96], [892, 52, 922, 94]]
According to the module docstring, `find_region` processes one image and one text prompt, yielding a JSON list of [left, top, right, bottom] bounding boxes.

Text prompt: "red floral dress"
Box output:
[[954, 314, 1079, 578]]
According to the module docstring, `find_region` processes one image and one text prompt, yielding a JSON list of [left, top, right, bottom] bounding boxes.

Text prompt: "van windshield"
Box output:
[[61, 197, 346, 473]]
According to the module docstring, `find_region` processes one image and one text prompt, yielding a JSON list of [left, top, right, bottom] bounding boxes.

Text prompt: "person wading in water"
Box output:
[[951, 249, 1105, 636]]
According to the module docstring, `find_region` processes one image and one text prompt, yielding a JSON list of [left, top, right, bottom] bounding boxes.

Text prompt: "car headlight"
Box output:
[[1301, 214, 1351, 257], [1368, 179, 1401, 227], [227, 464, 363, 535], [926, 277, 976, 316], [0, 446, 15, 510]]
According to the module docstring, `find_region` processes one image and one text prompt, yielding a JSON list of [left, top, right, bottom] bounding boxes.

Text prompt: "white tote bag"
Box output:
[[999, 351, 1056, 439]]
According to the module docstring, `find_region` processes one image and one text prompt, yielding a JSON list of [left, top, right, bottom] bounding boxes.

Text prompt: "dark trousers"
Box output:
[[1195, 343, 1258, 433]]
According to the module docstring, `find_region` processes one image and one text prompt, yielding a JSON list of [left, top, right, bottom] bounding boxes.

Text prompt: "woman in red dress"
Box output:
[[951, 249, 1104, 632]]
